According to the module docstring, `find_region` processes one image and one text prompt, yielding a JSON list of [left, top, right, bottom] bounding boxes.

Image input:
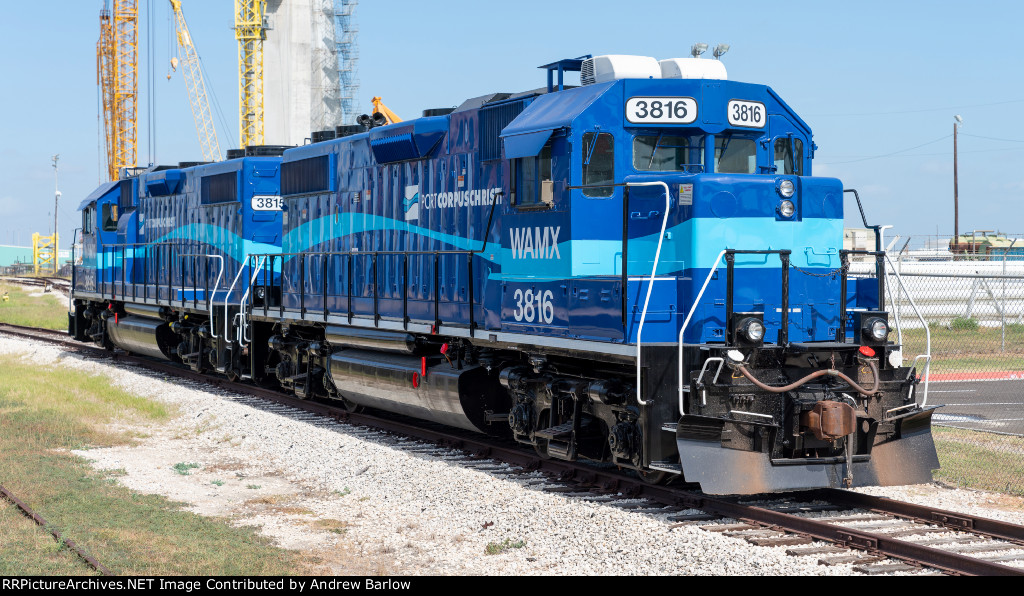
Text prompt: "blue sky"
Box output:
[[2, 1, 1023, 248]]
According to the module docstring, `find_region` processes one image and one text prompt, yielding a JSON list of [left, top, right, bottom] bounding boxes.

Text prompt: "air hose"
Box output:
[[735, 358, 879, 396]]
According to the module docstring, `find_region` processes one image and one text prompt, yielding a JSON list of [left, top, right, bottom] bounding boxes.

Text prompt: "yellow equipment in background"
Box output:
[[33, 233, 58, 276], [371, 97, 403, 125], [97, 1, 139, 181], [235, 0, 267, 148], [169, 0, 222, 162]]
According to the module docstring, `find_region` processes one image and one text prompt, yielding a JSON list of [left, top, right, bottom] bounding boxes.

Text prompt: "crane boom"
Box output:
[[97, 1, 138, 181], [97, 8, 116, 179], [169, 0, 222, 162], [235, 0, 267, 148]]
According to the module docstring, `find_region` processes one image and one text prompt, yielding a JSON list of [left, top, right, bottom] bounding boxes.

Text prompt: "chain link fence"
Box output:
[[851, 233, 1024, 495]]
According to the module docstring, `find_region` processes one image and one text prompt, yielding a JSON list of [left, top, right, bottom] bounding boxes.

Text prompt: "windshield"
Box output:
[[633, 134, 704, 172], [715, 135, 757, 174]]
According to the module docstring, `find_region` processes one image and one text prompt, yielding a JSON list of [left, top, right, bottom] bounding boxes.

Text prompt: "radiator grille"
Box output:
[[201, 172, 238, 204], [281, 155, 330, 196], [479, 99, 527, 161]]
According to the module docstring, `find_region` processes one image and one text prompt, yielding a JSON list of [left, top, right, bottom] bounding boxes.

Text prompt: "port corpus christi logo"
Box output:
[[403, 186, 420, 221], [404, 185, 502, 222]]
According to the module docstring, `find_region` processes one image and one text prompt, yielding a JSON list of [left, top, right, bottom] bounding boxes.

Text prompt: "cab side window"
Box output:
[[512, 144, 553, 208], [582, 132, 614, 197], [774, 137, 804, 175], [82, 207, 94, 234], [101, 204, 119, 232]]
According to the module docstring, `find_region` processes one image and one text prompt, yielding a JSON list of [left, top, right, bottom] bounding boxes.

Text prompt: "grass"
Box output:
[[0, 282, 68, 330], [172, 462, 200, 476], [0, 354, 308, 575], [933, 426, 1024, 496], [899, 323, 1024, 374], [484, 538, 526, 556]]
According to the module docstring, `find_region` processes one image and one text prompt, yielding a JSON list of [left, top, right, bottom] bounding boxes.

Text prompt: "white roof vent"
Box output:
[[659, 58, 727, 80], [581, 55, 661, 85]]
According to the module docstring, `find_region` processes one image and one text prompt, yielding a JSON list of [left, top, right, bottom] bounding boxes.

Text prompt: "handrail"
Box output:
[[180, 253, 223, 338], [676, 249, 791, 417], [626, 181, 672, 407], [884, 253, 932, 406], [677, 249, 728, 416], [237, 255, 266, 345], [223, 255, 253, 340]]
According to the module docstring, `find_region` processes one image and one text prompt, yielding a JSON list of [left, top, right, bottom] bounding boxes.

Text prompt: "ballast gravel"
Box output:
[[3, 333, 1024, 575]]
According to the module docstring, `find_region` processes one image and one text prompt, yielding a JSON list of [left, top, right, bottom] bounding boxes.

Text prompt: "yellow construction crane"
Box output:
[[97, 8, 116, 179], [97, 1, 138, 181], [169, 0, 221, 162], [235, 1, 267, 148]]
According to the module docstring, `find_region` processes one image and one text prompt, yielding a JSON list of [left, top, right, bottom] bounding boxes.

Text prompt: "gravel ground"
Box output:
[[3, 333, 1024, 575]]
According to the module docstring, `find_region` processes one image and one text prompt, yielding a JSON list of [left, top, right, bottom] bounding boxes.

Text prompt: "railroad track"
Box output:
[[0, 484, 112, 575], [4, 322, 1024, 576], [1, 276, 70, 292]]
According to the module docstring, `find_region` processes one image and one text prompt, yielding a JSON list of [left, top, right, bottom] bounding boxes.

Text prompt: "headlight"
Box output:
[[741, 318, 765, 342], [866, 317, 888, 341], [256, 286, 266, 299], [778, 199, 795, 218], [778, 179, 795, 198]]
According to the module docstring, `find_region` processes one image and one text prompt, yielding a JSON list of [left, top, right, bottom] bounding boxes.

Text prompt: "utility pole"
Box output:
[[52, 154, 60, 272], [953, 115, 962, 240]]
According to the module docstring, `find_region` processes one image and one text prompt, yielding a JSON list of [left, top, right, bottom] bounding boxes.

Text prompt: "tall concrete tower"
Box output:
[[263, 0, 358, 146]]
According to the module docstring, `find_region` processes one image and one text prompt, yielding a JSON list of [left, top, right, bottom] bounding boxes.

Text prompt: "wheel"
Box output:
[[636, 468, 668, 485], [533, 440, 551, 460], [339, 394, 364, 414]]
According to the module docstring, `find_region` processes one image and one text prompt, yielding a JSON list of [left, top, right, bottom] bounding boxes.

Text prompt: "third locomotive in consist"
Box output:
[[70, 53, 939, 494]]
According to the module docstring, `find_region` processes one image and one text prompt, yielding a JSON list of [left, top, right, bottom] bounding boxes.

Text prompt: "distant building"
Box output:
[[843, 228, 874, 261], [0, 245, 73, 274]]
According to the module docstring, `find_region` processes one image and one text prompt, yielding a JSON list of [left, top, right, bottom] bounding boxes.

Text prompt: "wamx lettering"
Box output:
[[510, 226, 561, 260]]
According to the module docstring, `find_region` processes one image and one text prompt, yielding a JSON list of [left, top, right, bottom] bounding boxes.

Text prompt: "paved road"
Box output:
[[924, 378, 1024, 436]]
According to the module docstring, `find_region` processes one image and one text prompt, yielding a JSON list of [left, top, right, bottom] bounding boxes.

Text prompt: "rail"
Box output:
[[247, 249, 488, 335], [82, 242, 255, 325], [675, 248, 930, 416], [676, 249, 791, 416]]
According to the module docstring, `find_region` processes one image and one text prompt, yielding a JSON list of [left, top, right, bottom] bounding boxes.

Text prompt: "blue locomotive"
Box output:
[[71, 147, 284, 374], [72, 54, 939, 494]]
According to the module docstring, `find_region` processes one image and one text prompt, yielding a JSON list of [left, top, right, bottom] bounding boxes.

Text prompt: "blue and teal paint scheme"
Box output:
[[74, 157, 283, 306], [272, 77, 844, 347], [72, 56, 937, 494]]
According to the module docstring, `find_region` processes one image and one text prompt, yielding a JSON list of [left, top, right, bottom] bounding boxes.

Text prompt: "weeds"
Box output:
[[485, 538, 526, 555], [173, 462, 200, 476]]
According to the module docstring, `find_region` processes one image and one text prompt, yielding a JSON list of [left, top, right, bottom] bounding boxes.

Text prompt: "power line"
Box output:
[[960, 132, 1024, 144], [808, 99, 1024, 118], [817, 134, 951, 165], [820, 132, 1024, 163]]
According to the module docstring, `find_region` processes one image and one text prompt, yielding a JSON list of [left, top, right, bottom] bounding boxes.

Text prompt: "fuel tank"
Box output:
[[324, 326, 418, 354], [106, 315, 179, 360], [327, 349, 508, 433]]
